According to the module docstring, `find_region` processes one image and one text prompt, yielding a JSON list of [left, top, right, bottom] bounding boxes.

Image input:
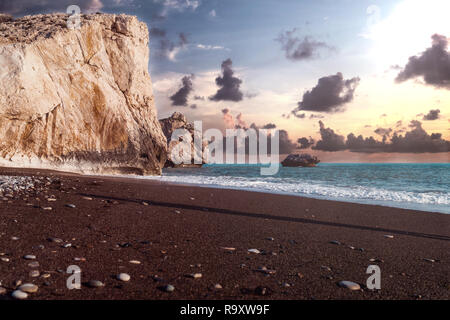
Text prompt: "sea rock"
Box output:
[[12, 290, 28, 299], [281, 154, 320, 167], [159, 112, 208, 168], [0, 14, 167, 175]]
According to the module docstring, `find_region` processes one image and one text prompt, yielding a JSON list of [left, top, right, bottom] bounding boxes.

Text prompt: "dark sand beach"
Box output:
[[0, 167, 449, 300]]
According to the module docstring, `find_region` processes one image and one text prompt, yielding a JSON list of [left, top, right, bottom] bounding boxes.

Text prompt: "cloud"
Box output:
[[262, 123, 277, 130], [312, 121, 347, 151], [298, 137, 315, 149], [156, 32, 188, 61], [196, 44, 227, 51], [312, 121, 450, 153], [158, 0, 200, 16], [0, 0, 130, 15], [292, 73, 360, 115], [275, 29, 333, 61], [396, 34, 450, 88], [169, 74, 194, 106], [209, 9, 216, 17], [423, 109, 441, 121], [210, 59, 244, 102], [221, 108, 235, 128]]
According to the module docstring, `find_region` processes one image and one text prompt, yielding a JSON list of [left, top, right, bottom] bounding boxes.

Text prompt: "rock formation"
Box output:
[[0, 13, 167, 175], [281, 153, 320, 167], [159, 112, 208, 168]]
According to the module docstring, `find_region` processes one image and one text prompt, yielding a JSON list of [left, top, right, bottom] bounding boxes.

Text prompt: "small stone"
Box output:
[[141, 201, 149, 206], [321, 266, 332, 271], [117, 273, 131, 282], [82, 197, 93, 201], [0, 287, 6, 295], [338, 281, 361, 290], [62, 243, 72, 248], [1, 257, 10, 262], [41, 273, 51, 279], [255, 286, 272, 296], [48, 238, 63, 243], [248, 249, 261, 254], [129, 260, 141, 265], [297, 272, 304, 279], [66, 204, 76, 208], [42, 207, 53, 211], [163, 284, 175, 292], [14, 280, 22, 287], [423, 258, 435, 263], [282, 282, 291, 288], [174, 210, 181, 214], [29, 270, 40, 277], [11, 236, 20, 240], [265, 237, 275, 241], [18, 283, 38, 293], [221, 247, 236, 251], [28, 261, 40, 268], [23, 255, 36, 260], [12, 290, 28, 300], [329, 240, 341, 245], [87, 280, 104, 288], [213, 283, 222, 290], [187, 273, 202, 279], [384, 235, 394, 239], [74, 257, 86, 262]]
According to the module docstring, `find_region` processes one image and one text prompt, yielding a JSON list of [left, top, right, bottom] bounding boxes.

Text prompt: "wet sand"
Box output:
[[0, 167, 449, 300]]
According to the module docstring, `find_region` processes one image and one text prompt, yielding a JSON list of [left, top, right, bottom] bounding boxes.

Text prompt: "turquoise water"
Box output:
[[147, 163, 450, 214]]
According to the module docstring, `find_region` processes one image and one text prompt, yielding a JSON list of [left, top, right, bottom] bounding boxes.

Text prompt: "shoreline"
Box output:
[[0, 166, 449, 300]]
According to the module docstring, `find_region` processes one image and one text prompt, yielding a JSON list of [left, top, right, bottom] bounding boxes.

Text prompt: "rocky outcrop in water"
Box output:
[[159, 112, 208, 168], [0, 13, 167, 175], [281, 154, 320, 167]]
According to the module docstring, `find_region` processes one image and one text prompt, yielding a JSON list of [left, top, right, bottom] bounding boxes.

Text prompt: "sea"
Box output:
[[145, 163, 450, 214]]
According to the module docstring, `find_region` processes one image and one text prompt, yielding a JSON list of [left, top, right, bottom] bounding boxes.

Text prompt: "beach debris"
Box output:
[[29, 270, 40, 277], [338, 281, 361, 291], [254, 286, 273, 296], [255, 266, 276, 275], [23, 255, 36, 260], [186, 273, 202, 279], [248, 249, 261, 254], [117, 273, 131, 282], [11, 290, 28, 300], [163, 284, 175, 292], [384, 235, 394, 239], [18, 284, 38, 293], [329, 240, 341, 245], [221, 247, 236, 252], [87, 280, 105, 288]]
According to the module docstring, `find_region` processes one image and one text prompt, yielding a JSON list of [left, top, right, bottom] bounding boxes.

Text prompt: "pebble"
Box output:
[[174, 210, 181, 214], [424, 258, 435, 263], [1, 257, 10, 262], [221, 247, 236, 251], [187, 273, 202, 279], [265, 237, 275, 241], [48, 238, 63, 243], [384, 235, 394, 239], [338, 281, 361, 290], [255, 266, 276, 275], [248, 249, 261, 254], [141, 202, 149, 206], [66, 204, 76, 208], [82, 197, 93, 201], [62, 243, 72, 248], [29, 270, 40, 277], [117, 273, 131, 282], [28, 261, 40, 268], [0, 287, 6, 295], [329, 240, 341, 245], [129, 260, 141, 265], [11, 236, 20, 240], [42, 207, 53, 211], [213, 284, 223, 290], [18, 283, 38, 293], [87, 280, 105, 288], [41, 273, 51, 279], [163, 284, 175, 292], [12, 290, 28, 300], [24, 255, 36, 260]]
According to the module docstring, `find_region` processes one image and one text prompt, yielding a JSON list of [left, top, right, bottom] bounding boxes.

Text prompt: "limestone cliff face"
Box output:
[[0, 13, 167, 175]]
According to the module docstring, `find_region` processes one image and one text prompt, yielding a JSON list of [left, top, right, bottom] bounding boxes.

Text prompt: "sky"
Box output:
[[1, 0, 449, 162]]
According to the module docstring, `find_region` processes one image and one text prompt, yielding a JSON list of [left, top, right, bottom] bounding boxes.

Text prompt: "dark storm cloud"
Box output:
[[396, 34, 450, 88], [262, 123, 277, 130], [292, 73, 360, 115], [156, 32, 189, 60], [312, 121, 450, 153], [423, 109, 441, 121], [312, 121, 347, 151], [298, 137, 314, 149], [169, 74, 194, 106], [275, 29, 333, 61], [210, 59, 244, 102]]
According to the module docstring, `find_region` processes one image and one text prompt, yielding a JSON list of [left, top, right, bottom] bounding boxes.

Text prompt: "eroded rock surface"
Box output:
[[0, 14, 167, 175], [159, 112, 208, 168]]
